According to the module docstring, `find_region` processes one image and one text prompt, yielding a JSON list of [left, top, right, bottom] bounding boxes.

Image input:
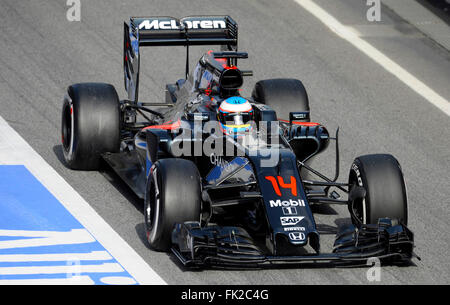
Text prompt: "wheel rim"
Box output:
[[62, 103, 72, 152], [349, 165, 367, 224], [61, 99, 75, 163], [145, 167, 160, 242], [350, 182, 366, 224]]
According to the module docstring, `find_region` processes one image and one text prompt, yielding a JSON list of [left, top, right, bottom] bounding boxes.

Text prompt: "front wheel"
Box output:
[[348, 154, 408, 225], [144, 158, 202, 251]]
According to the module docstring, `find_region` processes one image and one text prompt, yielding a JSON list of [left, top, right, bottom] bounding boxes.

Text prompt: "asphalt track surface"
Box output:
[[0, 0, 449, 284]]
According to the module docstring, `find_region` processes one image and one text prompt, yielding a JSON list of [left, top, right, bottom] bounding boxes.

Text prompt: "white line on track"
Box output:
[[294, 0, 450, 116], [0, 276, 95, 285], [0, 115, 166, 285], [0, 263, 124, 275], [0, 251, 112, 262]]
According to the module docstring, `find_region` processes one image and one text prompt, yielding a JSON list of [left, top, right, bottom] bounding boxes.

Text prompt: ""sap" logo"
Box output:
[[280, 216, 304, 226]]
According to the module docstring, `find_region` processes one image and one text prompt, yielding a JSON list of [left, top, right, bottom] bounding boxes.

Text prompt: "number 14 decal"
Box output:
[[265, 176, 297, 197]]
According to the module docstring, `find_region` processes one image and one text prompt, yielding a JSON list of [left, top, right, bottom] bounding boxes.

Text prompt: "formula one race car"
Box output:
[[61, 16, 416, 268]]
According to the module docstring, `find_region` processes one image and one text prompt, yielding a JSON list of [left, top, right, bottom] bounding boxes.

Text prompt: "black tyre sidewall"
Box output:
[[252, 78, 310, 121], [349, 158, 371, 224], [145, 159, 202, 251], [62, 83, 120, 170], [145, 164, 164, 248], [349, 154, 408, 225], [252, 78, 312, 180], [62, 97, 74, 160]]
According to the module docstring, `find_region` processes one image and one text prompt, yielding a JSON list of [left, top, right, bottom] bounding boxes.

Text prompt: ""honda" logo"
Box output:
[[288, 232, 306, 241]]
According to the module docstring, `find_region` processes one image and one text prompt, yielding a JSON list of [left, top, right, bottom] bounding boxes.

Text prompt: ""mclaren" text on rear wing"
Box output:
[[124, 16, 238, 102], [138, 18, 227, 30]]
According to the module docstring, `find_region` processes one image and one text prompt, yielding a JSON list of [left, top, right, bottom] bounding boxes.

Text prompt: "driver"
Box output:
[[217, 96, 254, 136]]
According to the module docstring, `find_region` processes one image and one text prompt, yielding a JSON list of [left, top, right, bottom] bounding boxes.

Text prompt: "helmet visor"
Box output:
[[221, 112, 253, 126]]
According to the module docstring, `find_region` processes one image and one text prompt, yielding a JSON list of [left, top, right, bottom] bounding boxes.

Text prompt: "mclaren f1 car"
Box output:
[[61, 16, 416, 268]]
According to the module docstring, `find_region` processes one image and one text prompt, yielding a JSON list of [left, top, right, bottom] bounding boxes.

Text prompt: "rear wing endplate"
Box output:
[[124, 16, 238, 102]]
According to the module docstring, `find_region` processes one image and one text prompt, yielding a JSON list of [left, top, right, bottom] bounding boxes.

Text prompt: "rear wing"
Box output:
[[124, 16, 238, 102]]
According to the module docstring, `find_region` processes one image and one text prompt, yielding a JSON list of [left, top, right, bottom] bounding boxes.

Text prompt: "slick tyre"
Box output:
[[145, 159, 202, 251], [348, 154, 408, 225], [61, 83, 120, 170], [252, 78, 310, 122], [252, 78, 312, 180]]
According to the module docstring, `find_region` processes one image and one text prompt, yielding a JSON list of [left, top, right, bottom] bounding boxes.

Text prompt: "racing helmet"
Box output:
[[217, 96, 254, 135]]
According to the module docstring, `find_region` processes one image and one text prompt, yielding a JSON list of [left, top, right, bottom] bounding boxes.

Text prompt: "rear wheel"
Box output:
[[145, 158, 202, 251], [348, 154, 408, 225], [252, 78, 310, 122], [61, 83, 120, 170], [252, 78, 312, 180]]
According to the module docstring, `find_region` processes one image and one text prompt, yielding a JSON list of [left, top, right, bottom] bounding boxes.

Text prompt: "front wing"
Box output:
[[171, 219, 415, 268]]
